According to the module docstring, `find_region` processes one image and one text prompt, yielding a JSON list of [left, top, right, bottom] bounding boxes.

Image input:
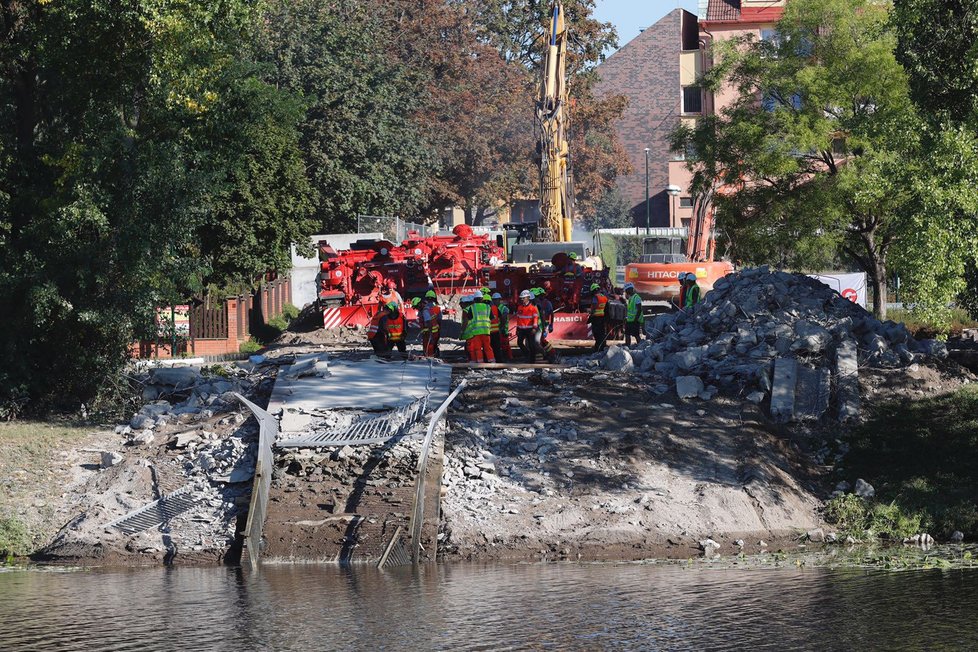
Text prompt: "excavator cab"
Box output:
[[640, 236, 688, 264]]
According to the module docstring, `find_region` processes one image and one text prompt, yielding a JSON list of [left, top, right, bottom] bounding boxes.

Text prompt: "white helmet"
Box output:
[[519, 290, 533, 299]]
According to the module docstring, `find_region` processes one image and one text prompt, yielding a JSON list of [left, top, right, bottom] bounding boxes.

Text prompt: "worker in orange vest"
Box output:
[[588, 282, 609, 352], [367, 301, 406, 358], [380, 281, 403, 310], [515, 290, 541, 363]]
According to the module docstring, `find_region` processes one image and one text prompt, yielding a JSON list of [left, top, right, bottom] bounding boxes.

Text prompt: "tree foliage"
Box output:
[[892, 0, 978, 321], [673, 0, 978, 319], [0, 0, 629, 414], [0, 0, 314, 411]]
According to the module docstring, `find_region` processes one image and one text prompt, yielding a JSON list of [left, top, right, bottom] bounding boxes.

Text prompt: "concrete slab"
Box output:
[[795, 366, 831, 420], [770, 358, 798, 423], [835, 339, 860, 421], [268, 359, 451, 417]]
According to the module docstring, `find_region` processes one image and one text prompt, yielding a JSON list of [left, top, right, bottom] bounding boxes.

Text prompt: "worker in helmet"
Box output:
[[491, 292, 512, 361], [623, 283, 644, 347], [562, 251, 583, 280], [588, 282, 609, 352], [487, 290, 501, 359], [683, 272, 703, 311], [461, 292, 495, 363], [367, 301, 407, 358], [420, 289, 442, 357], [515, 289, 541, 363], [675, 272, 689, 311], [380, 281, 403, 310], [532, 287, 558, 363], [459, 294, 475, 359]]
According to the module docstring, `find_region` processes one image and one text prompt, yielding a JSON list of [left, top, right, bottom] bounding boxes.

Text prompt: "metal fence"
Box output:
[[409, 380, 467, 564], [358, 215, 434, 242], [234, 393, 278, 570]]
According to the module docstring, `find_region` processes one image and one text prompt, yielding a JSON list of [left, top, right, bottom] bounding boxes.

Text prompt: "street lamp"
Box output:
[[666, 184, 681, 228], [644, 148, 651, 234]]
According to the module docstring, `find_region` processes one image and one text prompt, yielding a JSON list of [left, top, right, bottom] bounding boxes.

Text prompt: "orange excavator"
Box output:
[[623, 194, 733, 307]]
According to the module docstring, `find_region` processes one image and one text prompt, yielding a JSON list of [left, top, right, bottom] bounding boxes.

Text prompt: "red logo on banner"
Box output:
[[842, 288, 858, 302]]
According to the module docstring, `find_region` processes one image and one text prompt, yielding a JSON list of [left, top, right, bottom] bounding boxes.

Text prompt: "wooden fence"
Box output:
[[133, 275, 291, 359]]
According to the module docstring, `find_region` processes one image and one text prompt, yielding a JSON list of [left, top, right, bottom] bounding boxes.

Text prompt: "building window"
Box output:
[[681, 218, 692, 230], [679, 196, 694, 209], [682, 86, 702, 114]]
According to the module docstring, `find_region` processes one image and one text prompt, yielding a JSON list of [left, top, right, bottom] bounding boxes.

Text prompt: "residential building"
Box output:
[[595, 1, 785, 230]]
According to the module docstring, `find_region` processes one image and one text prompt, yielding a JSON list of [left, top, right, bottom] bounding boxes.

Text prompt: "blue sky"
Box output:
[[593, 0, 700, 51]]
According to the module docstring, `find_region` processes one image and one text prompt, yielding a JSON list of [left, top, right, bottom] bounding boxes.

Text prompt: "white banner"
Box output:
[[809, 272, 867, 308]]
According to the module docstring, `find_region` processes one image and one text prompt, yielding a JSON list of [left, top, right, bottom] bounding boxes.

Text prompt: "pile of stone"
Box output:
[[120, 366, 255, 441], [589, 268, 948, 417]]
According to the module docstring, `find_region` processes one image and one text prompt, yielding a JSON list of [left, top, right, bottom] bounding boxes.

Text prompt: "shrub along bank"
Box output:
[[827, 385, 978, 541]]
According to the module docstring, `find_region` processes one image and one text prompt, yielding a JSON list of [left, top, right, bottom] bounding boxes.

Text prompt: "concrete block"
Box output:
[[835, 338, 860, 422], [770, 358, 798, 423], [676, 376, 704, 399]]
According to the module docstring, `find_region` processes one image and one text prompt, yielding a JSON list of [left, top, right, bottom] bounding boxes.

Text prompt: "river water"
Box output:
[[2, 562, 977, 651]]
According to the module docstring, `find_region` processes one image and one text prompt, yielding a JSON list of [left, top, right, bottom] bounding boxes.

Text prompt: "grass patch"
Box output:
[[839, 385, 978, 538], [0, 515, 31, 558], [0, 420, 93, 459], [889, 307, 978, 339], [0, 420, 93, 558], [239, 339, 263, 355]]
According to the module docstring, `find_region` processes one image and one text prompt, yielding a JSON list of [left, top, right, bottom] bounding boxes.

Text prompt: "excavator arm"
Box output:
[[536, 2, 573, 243]]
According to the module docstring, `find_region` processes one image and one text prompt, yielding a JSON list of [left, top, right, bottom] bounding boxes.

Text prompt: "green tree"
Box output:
[[892, 0, 978, 321], [0, 0, 314, 412], [581, 186, 632, 232], [261, 0, 432, 233], [674, 0, 933, 318], [455, 0, 630, 228]]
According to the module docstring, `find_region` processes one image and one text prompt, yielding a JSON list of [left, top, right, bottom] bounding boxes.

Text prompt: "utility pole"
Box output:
[[644, 147, 650, 234]]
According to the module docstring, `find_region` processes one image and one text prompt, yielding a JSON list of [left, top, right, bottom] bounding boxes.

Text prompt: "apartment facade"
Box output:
[[596, 0, 785, 229]]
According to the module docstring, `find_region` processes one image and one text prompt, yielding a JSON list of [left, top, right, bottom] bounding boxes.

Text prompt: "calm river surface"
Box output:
[[1, 562, 977, 651]]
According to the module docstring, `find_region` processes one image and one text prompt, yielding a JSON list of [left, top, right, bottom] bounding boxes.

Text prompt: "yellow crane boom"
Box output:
[[537, 2, 573, 243]]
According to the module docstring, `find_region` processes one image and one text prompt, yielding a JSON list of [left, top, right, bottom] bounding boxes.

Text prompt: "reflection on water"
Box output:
[[2, 562, 978, 651]]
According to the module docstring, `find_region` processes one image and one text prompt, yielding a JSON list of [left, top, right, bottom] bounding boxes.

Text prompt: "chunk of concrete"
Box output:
[[835, 338, 860, 422], [676, 376, 705, 399], [794, 366, 831, 420], [603, 346, 634, 372], [129, 414, 156, 430], [149, 367, 202, 388], [854, 478, 875, 498], [172, 431, 202, 448], [770, 358, 798, 423], [100, 451, 124, 468], [746, 391, 766, 404]]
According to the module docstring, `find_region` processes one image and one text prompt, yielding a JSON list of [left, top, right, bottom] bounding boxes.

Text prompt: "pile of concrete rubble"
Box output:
[[43, 363, 275, 561], [587, 268, 949, 420]]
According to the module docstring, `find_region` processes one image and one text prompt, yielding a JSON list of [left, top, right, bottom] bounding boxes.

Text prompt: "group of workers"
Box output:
[[366, 270, 704, 362]]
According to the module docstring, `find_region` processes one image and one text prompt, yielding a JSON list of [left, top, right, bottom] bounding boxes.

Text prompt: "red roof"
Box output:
[[706, 0, 740, 21], [703, 1, 784, 24]]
